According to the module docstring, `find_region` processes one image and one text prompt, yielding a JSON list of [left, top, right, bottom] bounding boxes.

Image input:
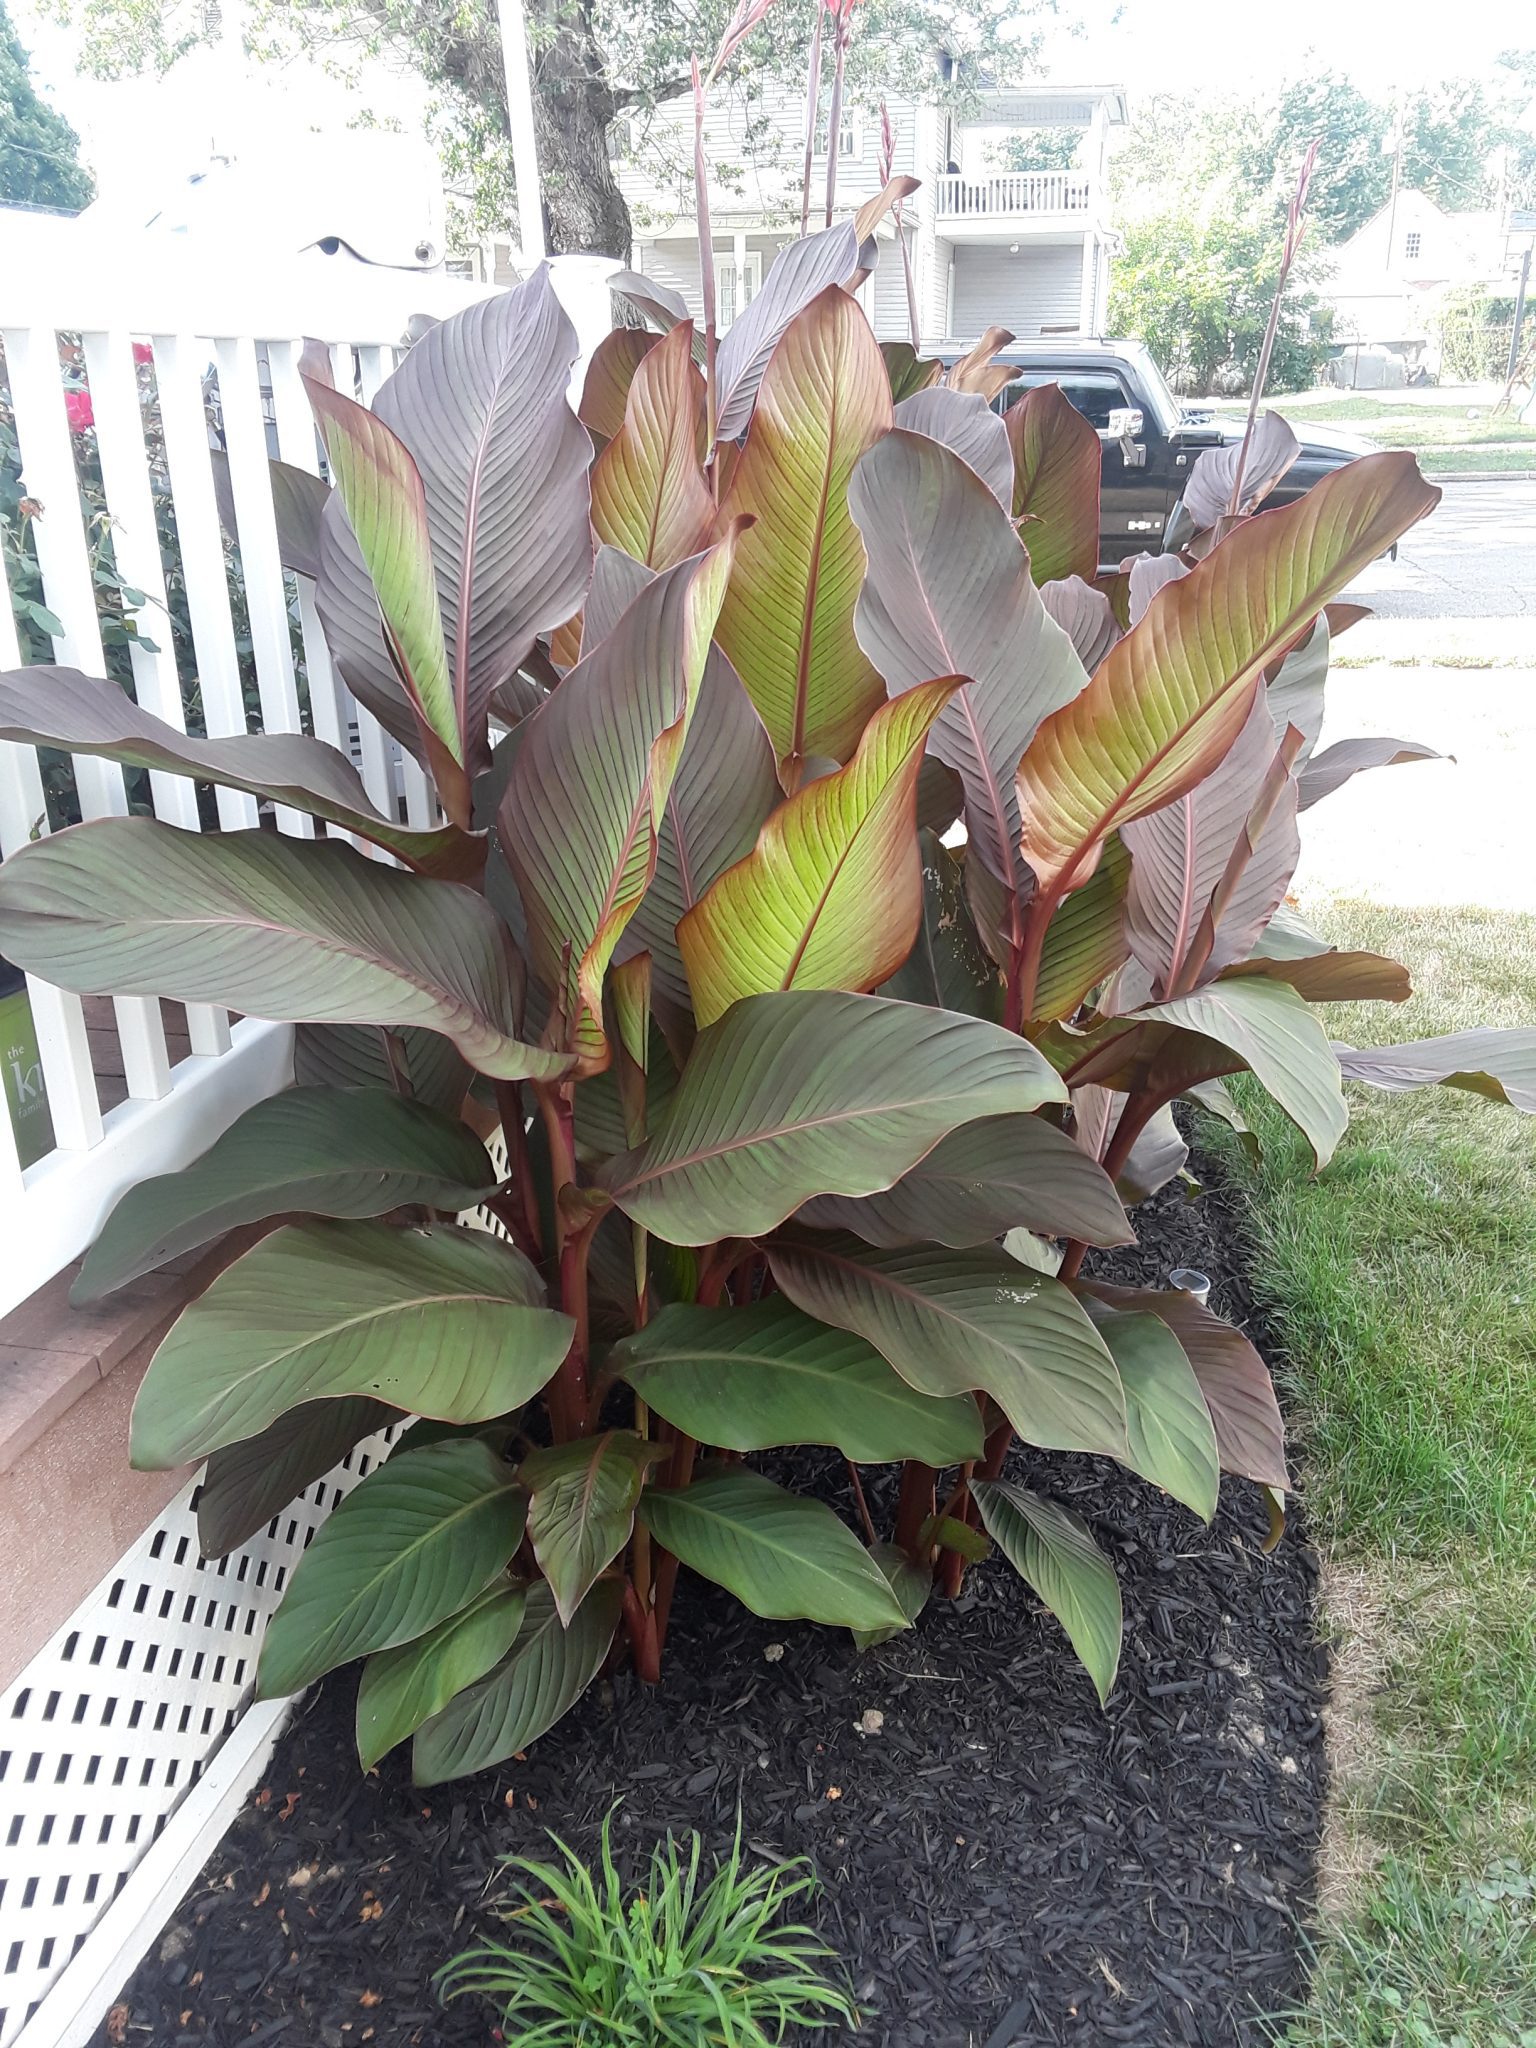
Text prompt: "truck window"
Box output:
[[998, 371, 1131, 431]]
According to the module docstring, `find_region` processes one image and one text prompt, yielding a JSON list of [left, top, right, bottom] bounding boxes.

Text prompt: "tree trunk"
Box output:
[[531, 0, 633, 261]]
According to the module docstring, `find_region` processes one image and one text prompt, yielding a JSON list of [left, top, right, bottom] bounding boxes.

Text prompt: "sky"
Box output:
[[1031, 0, 1526, 98]]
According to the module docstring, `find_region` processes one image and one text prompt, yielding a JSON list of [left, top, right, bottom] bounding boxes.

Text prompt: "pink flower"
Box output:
[[132, 341, 154, 366], [64, 389, 94, 433]]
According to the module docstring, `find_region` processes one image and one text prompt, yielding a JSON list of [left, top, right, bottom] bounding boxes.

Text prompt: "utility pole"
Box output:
[[495, 0, 546, 265], [1508, 239, 1532, 390]]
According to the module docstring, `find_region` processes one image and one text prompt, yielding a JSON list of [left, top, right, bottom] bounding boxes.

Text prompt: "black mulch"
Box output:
[[98, 1152, 1326, 2048]]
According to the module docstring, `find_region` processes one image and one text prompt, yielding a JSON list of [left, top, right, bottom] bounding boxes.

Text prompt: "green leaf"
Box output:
[[132, 1220, 573, 1468], [714, 287, 892, 771], [413, 1579, 622, 1785], [1017, 454, 1439, 904], [969, 832, 1132, 1018], [520, 1432, 666, 1624], [257, 1439, 527, 1697], [767, 1239, 1128, 1460], [590, 322, 712, 570], [877, 833, 1000, 1018], [1080, 1301, 1220, 1520], [579, 326, 661, 441], [0, 819, 571, 1085], [292, 1022, 469, 1117], [1334, 1029, 1536, 1114], [880, 340, 943, 403], [971, 1479, 1122, 1704], [1074, 1279, 1287, 1490], [799, 1111, 1132, 1251], [1122, 691, 1299, 994], [612, 1296, 984, 1464], [302, 364, 465, 804], [849, 429, 1088, 902], [499, 537, 738, 1066], [356, 1581, 527, 1770], [197, 1397, 396, 1558], [370, 270, 594, 777], [600, 990, 1067, 1246], [713, 221, 861, 443], [852, 1541, 932, 1652], [678, 678, 960, 1024], [637, 1467, 909, 1631], [1222, 949, 1411, 1005], [895, 386, 1014, 505], [1003, 381, 1103, 585], [1136, 979, 1348, 1169], [1296, 735, 1439, 810], [0, 665, 482, 878], [620, 637, 780, 1043], [75, 1087, 496, 1301]]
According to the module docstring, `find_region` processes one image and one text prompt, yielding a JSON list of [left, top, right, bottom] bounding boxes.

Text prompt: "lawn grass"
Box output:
[[1207, 393, 1536, 467], [1204, 899, 1536, 2045], [1419, 445, 1536, 474]]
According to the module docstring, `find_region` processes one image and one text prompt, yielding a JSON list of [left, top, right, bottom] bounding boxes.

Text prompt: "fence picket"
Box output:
[[0, 267, 521, 1296], [264, 340, 347, 758], [151, 332, 260, 832], [0, 565, 105, 1153], [212, 335, 310, 837], [81, 328, 230, 1057], [3, 322, 172, 1104]]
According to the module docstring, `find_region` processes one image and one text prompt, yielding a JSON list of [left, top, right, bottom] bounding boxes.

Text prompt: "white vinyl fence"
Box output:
[[0, 237, 612, 1317]]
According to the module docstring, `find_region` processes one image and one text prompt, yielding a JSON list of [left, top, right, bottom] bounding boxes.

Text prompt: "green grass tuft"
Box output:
[[436, 1805, 858, 2045]]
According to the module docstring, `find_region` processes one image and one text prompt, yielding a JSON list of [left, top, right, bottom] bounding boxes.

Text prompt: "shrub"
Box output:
[[437, 1807, 857, 2044], [0, 223, 1529, 1784]]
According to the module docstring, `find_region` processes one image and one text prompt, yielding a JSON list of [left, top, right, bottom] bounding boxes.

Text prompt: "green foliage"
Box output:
[[0, 214, 1502, 1782], [1109, 199, 1331, 396], [991, 126, 1079, 173], [437, 1808, 858, 2045], [0, 0, 92, 211]]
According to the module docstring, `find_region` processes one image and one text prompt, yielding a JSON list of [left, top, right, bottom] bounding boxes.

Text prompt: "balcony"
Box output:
[[934, 170, 1096, 237]]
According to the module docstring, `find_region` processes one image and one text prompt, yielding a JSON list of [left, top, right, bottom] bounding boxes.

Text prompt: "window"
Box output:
[[1000, 370, 1130, 432], [814, 96, 860, 161], [1404, 231, 1422, 260], [714, 252, 762, 332]]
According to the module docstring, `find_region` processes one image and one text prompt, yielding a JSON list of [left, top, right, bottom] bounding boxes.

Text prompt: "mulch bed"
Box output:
[[98, 1149, 1327, 2048]]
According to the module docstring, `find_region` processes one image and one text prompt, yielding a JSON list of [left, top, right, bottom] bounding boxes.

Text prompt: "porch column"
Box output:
[[1079, 231, 1097, 333]]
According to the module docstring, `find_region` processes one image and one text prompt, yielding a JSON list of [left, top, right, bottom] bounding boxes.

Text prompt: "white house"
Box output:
[[1328, 187, 1515, 364], [616, 76, 1127, 347]]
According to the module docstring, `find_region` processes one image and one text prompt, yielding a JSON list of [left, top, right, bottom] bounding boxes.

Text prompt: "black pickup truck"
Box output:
[[939, 340, 1374, 566]]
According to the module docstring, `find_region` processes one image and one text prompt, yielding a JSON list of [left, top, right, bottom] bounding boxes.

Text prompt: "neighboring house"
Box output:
[[1328, 187, 1515, 366], [615, 77, 1126, 347]]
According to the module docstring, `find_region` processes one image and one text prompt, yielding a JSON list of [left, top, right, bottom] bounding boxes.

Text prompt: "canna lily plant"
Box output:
[[1, 227, 1529, 1790]]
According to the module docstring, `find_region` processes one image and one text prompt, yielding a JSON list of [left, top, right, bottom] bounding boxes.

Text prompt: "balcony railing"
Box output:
[[934, 171, 1093, 221]]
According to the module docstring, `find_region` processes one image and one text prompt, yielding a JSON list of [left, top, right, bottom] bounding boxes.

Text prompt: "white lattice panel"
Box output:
[[0, 1423, 402, 2046]]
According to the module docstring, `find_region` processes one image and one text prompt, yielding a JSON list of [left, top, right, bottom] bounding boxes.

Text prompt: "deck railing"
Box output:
[[0, 230, 581, 1314], [934, 170, 1094, 220]]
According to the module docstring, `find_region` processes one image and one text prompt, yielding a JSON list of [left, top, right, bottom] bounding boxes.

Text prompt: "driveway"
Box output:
[[1345, 479, 1536, 621], [1290, 478, 1536, 913]]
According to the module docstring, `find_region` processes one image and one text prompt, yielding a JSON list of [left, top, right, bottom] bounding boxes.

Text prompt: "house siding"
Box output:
[[871, 226, 916, 341], [620, 83, 916, 232], [951, 244, 1085, 341]]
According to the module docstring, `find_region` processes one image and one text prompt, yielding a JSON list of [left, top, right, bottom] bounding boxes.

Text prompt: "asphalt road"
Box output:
[[1346, 478, 1536, 621]]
